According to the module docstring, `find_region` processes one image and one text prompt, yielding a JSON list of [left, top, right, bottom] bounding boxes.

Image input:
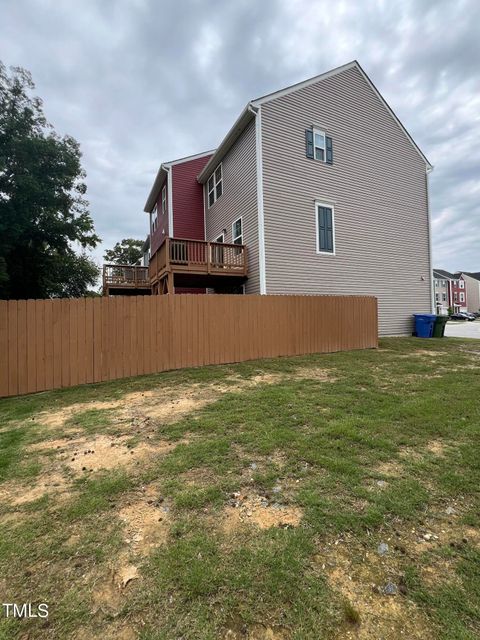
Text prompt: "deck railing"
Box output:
[[103, 264, 150, 290], [149, 237, 247, 283]]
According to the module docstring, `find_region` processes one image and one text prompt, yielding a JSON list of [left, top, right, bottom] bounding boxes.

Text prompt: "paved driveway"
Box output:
[[445, 319, 480, 339]]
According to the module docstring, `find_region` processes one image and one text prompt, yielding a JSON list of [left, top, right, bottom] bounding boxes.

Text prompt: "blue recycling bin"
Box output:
[[413, 313, 436, 338]]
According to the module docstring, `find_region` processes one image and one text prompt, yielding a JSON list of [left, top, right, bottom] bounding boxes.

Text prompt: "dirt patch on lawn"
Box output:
[[35, 373, 284, 433], [373, 439, 454, 478], [425, 440, 448, 457], [409, 350, 448, 358], [325, 545, 431, 639], [224, 626, 286, 639], [293, 366, 336, 382], [37, 399, 123, 430], [118, 485, 170, 555], [31, 434, 181, 474], [222, 491, 302, 533], [92, 555, 141, 616], [0, 471, 69, 506]]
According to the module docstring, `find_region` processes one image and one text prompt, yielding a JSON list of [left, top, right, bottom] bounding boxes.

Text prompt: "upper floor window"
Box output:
[[161, 185, 167, 215], [232, 218, 243, 245], [435, 280, 439, 287], [305, 127, 333, 164], [207, 164, 223, 207], [442, 293, 447, 302], [313, 128, 326, 161], [152, 205, 158, 231], [316, 202, 335, 254], [459, 280, 465, 289], [460, 292, 465, 302], [435, 293, 439, 302]]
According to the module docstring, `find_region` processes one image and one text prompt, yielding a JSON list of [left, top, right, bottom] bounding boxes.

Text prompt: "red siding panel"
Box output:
[[150, 178, 169, 256], [172, 155, 213, 240]]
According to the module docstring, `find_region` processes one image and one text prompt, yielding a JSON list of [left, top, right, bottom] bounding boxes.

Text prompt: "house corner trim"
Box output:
[[167, 167, 174, 236], [253, 105, 267, 294], [426, 168, 434, 313]]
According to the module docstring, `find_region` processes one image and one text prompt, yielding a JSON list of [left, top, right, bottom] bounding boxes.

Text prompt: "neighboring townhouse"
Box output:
[[450, 275, 467, 312], [455, 272, 480, 313], [108, 61, 434, 335], [433, 270, 450, 315], [433, 269, 468, 313]]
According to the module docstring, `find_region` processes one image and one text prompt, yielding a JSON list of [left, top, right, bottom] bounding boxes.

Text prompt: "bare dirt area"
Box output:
[[323, 542, 431, 640], [224, 625, 286, 639], [32, 434, 166, 473], [320, 498, 478, 640], [0, 471, 69, 506], [118, 483, 171, 555], [91, 553, 141, 616], [33, 368, 334, 435], [222, 490, 303, 532]]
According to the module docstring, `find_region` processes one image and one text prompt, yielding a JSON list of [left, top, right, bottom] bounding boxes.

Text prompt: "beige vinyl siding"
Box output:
[[462, 274, 480, 313], [205, 119, 260, 293], [260, 65, 432, 335]]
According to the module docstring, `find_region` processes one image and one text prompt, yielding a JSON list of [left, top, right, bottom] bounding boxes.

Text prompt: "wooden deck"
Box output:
[[149, 237, 248, 294], [103, 238, 247, 295], [103, 264, 150, 296]]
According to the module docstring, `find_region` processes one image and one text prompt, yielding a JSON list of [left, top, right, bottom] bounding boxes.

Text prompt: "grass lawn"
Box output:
[[0, 337, 479, 639]]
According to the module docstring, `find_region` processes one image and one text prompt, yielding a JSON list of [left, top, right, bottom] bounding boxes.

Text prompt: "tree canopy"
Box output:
[[0, 62, 100, 299], [104, 238, 145, 265]]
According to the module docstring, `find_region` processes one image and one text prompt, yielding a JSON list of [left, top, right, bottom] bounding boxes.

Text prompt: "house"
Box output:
[[454, 272, 480, 313], [433, 270, 451, 315], [108, 60, 435, 335], [433, 269, 468, 313]]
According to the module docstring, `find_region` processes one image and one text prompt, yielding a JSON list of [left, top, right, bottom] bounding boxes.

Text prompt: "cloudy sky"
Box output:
[[1, 0, 479, 272]]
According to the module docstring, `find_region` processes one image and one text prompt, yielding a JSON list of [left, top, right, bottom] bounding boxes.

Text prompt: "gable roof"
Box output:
[[197, 60, 432, 183], [433, 269, 455, 280], [458, 271, 480, 282], [144, 149, 215, 213]]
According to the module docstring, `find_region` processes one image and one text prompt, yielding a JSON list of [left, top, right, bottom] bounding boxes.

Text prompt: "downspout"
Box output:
[[425, 166, 434, 313], [249, 104, 267, 294]]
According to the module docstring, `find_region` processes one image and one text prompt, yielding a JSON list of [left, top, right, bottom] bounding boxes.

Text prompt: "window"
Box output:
[[305, 128, 333, 163], [152, 205, 158, 231], [215, 233, 224, 243], [460, 292, 465, 303], [435, 280, 439, 287], [232, 218, 243, 245], [161, 186, 167, 215], [316, 203, 335, 254], [442, 280, 446, 286], [207, 164, 223, 207], [435, 293, 439, 302], [454, 292, 458, 302], [459, 280, 465, 289], [313, 128, 326, 161], [442, 293, 447, 302]]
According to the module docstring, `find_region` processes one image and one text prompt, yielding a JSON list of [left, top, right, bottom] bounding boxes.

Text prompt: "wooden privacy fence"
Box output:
[[0, 295, 378, 398]]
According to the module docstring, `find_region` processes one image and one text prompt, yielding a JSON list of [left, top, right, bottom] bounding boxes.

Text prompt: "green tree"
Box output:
[[104, 238, 145, 265], [0, 62, 100, 299]]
